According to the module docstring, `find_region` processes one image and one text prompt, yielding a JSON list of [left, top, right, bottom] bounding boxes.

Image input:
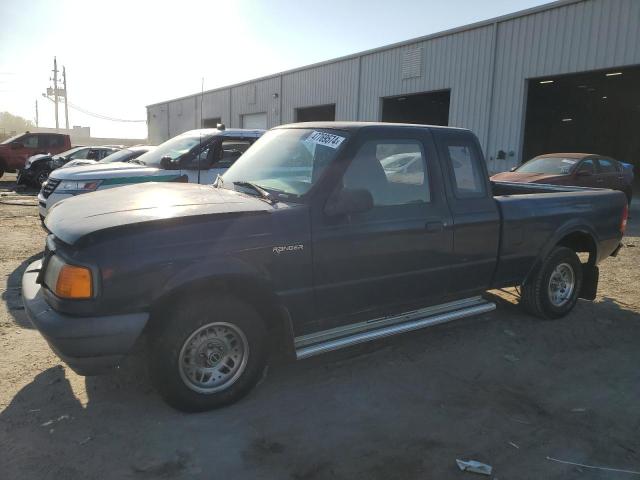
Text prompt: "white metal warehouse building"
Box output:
[[146, 0, 640, 173]]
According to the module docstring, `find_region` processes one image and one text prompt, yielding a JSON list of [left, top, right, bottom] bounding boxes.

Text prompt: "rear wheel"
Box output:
[[520, 246, 583, 319], [148, 295, 268, 412]]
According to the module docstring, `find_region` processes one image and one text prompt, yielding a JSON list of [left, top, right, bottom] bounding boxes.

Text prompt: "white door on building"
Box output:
[[242, 112, 267, 129]]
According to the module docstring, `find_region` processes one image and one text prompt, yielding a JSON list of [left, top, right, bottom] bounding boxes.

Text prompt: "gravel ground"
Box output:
[[1, 172, 639, 479]]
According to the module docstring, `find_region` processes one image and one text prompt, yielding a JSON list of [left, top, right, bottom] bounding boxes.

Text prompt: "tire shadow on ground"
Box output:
[[2, 252, 44, 329]]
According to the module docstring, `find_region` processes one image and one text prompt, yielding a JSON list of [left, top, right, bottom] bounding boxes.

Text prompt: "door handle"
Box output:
[[425, 221, 444, 233], [596, 178, 604, 183]]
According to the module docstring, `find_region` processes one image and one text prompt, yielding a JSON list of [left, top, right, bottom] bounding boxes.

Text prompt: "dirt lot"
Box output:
[[1, 172, 639, 480]]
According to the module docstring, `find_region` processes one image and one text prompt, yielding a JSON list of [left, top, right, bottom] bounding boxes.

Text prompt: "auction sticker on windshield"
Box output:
[[305, 131, 345, 149]]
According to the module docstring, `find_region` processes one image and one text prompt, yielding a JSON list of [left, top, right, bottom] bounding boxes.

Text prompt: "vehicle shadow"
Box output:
[[2, 296, 640, 479], [1, 252, 44, 329]]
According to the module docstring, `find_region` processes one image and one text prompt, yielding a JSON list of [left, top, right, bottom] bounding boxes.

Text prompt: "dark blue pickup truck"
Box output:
[[22, 122, 628, 411]]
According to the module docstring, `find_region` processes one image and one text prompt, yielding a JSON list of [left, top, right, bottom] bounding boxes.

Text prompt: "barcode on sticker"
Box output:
[[306, 131, 345, 149]]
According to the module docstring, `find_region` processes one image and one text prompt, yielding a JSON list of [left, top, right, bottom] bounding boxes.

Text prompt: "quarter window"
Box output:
[[343, 140, 429, 206], [443, 142, 485, 198]]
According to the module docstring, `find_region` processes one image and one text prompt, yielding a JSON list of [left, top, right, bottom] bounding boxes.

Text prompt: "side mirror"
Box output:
[[10, 142, 22, 150], [325, 188, 374, 217], [576, 169, 592, 177], [509, 166, 517, 172], [160, 156, 176, 170]]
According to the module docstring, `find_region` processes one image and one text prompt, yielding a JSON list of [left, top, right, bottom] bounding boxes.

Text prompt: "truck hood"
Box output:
[[45, 183, 274, 245], [49, 161, 162, 180], [491, 171, 568, 184]]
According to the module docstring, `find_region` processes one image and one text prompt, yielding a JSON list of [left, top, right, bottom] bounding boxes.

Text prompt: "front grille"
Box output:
[[41, 178, 61, 199]]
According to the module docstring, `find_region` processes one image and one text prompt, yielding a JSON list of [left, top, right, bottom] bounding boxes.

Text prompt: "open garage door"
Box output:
[[295, 104, 335, 122], [523, 66, 640, 174], [241, 112, 267, 129], [381, 90, 450, 126]]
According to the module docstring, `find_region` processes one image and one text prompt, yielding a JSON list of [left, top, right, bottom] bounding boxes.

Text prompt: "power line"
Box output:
[[42, 95, 146, 123]]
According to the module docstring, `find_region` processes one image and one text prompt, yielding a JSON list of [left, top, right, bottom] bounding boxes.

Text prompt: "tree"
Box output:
[[0, 112, 35, 139]]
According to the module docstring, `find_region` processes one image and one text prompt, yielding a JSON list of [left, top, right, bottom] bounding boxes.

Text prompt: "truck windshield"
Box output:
[[0, 133, 24, 144], [136, 132, 214, 168], [517, 157, 579, 174], [222, 128, 347, 197]]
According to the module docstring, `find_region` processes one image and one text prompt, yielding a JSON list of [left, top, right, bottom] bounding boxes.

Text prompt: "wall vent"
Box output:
[[402, 48, 422, 79]]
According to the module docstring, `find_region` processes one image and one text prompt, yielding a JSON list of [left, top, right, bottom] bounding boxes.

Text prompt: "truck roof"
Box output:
[[180, 128, 265, 138], [274, 121, 470, 132]]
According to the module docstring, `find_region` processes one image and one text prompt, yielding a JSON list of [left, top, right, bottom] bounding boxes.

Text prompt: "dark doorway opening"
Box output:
[[522, 65, 640, 174], [295, 104, 336, 122], [202, 117, 222, 128], [381, 90, 450, 125]]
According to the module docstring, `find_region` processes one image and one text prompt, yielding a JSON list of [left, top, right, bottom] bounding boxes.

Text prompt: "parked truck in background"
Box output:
[[22, 122, 627, 412], [0, 132, 71, 178]]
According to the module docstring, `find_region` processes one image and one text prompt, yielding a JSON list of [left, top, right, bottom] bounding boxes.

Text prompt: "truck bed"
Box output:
[[490, 181, 625, 288]]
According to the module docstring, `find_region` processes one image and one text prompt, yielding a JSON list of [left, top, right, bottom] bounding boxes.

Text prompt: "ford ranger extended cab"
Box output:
[[22, 122, 627, 412], [0, 132, 71, 178]]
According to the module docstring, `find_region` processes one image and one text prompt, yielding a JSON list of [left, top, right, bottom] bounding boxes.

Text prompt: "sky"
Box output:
[[0, 0, 551, 139]]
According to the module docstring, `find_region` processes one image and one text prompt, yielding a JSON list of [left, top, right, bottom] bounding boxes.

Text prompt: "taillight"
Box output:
[[621, 203, 628, 234]]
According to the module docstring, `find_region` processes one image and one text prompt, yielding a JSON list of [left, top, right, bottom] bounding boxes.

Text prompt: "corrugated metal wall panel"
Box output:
[[147, 104, 168, 145], [281, 59, 359, 123], [167, 97, 197, 138], [359, 25, 495, 150], [487, 0, 640, 172], [201, 90, 231, 127], [231, 76, 281, 128]]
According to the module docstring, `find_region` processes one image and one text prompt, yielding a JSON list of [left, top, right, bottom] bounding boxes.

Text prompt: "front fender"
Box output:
[[156, 254, 273, 301]]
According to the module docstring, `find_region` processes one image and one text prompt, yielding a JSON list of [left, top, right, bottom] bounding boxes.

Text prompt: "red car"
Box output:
[[0, 132, 71, 178], [491, 153, 633, 203]]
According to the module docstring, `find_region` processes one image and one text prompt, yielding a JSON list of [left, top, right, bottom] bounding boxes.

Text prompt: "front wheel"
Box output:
[[520, 246, 583, 319], [34, 166, 51, 187], [148, 295, 268, 412]]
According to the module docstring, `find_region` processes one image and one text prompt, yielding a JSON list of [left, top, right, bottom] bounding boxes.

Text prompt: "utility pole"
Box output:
[[62, 66, 69, 130], [35, 99, 39, 127], [52, 56, 59, 131]]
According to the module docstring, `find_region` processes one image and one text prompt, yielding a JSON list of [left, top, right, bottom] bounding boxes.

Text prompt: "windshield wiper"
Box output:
[[232, 181, 275, 204]]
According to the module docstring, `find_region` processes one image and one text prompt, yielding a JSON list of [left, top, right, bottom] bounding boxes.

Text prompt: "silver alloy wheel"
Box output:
[[548, 262, 575, 307], [178, 322, 249, 394]]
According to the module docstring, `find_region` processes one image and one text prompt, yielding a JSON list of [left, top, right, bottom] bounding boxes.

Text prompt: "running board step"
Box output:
[[295, 299, 496, 360]]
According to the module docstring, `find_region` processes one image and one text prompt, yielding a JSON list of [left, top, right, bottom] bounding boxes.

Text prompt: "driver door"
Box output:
[[311, 130, 453, 329]]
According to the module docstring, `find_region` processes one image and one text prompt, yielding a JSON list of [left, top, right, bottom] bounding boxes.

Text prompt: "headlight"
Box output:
[[57, 180, 102, 192], [43, 255, 93, 299]]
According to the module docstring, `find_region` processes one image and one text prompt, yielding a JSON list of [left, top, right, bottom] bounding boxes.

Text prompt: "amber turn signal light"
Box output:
[[55, 265, 93, 299]]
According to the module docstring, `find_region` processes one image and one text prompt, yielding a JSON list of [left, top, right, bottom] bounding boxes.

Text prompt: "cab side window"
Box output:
[[45, 135, 65, 149], [597, 158, 617, 173], [577, 159, 595, 174], [217, 140, 252, 168], [21, 135, 38, 148], [343, 139, 429, 206]]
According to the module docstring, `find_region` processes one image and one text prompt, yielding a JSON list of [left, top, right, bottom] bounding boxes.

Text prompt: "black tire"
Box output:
[[520, 246, 583, 320], [148, 295, 268, 412], [33, 166, 51, 187]]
